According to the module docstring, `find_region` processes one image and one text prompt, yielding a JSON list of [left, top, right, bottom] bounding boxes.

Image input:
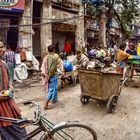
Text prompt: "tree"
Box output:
[[82, 0, 140, 47]]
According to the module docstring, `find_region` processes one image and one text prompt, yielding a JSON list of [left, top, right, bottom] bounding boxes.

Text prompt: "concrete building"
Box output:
[[107, 18, 122, 47], [0, 0, 85, 61], [84, 16, 99, 47], [51, 0, 85, 54], [0, 0, 26, 51], [131, 19, 140, 45]]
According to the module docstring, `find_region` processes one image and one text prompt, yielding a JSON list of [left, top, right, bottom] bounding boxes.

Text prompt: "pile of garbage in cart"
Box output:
[[76, 47, 114, 71]]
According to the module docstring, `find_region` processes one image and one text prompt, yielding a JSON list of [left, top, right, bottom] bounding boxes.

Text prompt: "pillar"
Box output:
[[18, 0, 33, 52], [98, 6, 107, 48], [76, 4, 85, 52], [41, 3, 52, 60]]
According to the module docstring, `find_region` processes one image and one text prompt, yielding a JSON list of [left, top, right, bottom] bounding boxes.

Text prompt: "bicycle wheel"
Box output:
[[40, 123, 97, 140]]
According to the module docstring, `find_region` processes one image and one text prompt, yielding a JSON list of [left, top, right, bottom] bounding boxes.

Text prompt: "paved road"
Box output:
[[14, 78, 140, 140]]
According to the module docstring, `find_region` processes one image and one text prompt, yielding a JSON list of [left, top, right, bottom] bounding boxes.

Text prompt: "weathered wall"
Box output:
[[19, 1, 85, 59], [19, 0, 33, 51], [52, 5, 85, 52], [52, 8, 77, 52], [52, 8, 77, 25]]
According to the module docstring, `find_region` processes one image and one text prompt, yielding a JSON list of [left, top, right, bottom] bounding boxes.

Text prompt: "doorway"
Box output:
[[0, 11, 19, 51], [33, 1, 42, 61]]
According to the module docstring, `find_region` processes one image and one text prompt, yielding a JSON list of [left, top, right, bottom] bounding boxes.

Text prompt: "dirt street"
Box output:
[[14, 76, 140, 140]]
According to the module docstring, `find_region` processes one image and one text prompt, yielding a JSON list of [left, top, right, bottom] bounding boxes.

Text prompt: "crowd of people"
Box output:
[[75, 41, 140, 82]]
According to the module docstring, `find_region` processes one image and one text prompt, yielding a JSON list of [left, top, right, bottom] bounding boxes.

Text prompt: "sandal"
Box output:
[[53, 100, 58, 104], [44, 106, 53, 110]]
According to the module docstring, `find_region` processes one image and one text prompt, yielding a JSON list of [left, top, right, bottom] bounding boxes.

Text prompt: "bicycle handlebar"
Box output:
[[23, 101, 41, 124], [23, 101, 32, 105], [0, 101, 41, 126]]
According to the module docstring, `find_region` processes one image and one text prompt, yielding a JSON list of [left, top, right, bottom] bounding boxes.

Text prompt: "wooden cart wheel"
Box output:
[[80, 95, 90, 104], [124, 66, 131, 86], [124, 78, 131, 86], [107, 95, 118, 113], [72, 75, 77, 86]]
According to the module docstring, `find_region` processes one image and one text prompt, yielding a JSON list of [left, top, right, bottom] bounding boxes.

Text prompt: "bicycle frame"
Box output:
[[0, 101, 97, 140], [0, 116, 74, 140], [23, 126, 46, 140]]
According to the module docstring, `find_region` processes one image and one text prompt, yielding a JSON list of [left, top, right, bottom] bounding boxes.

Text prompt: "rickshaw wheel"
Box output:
[[124, 78, 131, 86], [80, 95, 90, 104], [107, 95, 118, 113]]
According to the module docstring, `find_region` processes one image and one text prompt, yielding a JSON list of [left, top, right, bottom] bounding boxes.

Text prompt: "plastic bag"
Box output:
[[15, 53, 21, 64], [26, 51, 32, 61], [63, 60, 73, 72]]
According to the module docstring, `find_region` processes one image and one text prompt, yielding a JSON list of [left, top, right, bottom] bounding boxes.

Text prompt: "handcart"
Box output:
[[78, 68, 122, 113], [124, 56, 140, 86], [60, 70, 78, 88]]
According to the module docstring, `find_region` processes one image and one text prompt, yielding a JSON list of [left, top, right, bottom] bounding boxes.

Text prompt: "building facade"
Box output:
[[131, 24, 140, 45], [0, 0, 85, 60], [0, 0, 25, 51], [84, 10, 122, 48]]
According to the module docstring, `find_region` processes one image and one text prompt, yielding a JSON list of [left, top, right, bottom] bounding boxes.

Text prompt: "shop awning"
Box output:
[[0, 0, 25, 12]]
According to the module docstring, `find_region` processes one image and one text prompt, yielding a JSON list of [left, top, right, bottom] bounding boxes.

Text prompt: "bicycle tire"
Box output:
[[40, 123, 97, 140]]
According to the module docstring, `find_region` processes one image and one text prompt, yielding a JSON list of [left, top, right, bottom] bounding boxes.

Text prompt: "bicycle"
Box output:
[[0, 101, 97, 140]]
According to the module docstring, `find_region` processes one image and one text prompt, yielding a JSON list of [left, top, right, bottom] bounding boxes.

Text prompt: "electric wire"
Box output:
[[0, 15, 85, 28]]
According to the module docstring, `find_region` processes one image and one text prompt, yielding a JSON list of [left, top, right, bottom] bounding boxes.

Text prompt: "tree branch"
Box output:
[[113, 9, 125, 33]]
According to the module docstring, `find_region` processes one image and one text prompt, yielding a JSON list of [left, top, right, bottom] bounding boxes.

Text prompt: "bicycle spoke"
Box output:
[[52, 125, 95, 140], [71, 127, 93, 140]]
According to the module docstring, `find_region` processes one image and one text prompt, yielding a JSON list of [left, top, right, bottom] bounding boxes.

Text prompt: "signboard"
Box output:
[[52, 23, 77, 32], [0, 0, 25, 12]]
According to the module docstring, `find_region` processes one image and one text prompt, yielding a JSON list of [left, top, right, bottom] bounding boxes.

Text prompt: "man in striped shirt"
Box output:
[[4, 45, 15, 85]]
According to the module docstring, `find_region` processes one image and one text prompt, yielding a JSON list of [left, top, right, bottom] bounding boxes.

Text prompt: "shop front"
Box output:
[[51, 6, 82, 55], [52, 22, 76, 54], [0, 0, 25, 51]]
